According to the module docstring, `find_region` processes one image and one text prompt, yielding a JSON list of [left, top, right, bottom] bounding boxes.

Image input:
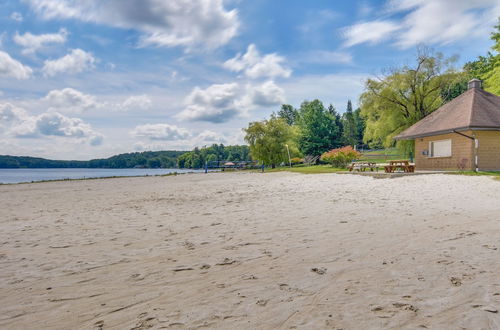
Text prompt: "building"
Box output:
[[395, 79, 500, 171]]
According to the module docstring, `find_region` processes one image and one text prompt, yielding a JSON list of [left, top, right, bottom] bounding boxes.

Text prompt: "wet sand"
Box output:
[[1, 172, 499, 329]]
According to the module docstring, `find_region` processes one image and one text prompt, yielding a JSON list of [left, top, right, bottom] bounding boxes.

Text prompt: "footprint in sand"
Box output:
[[216, 258, 237, 266], [450, 277, 462, 286], [311, 267, 327, 275]]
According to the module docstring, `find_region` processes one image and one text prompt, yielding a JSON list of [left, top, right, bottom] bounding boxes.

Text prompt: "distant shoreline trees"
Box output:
[[0, 151, 185, 169], [177, 144, 250, 169]]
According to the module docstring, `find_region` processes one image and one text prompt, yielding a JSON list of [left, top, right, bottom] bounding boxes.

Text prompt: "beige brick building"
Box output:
[[395, 79, 500, 171]]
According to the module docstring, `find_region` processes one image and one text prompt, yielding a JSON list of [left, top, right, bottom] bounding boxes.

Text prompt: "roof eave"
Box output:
[[394, 126, 471, 140], [394, 126, 500, 140]]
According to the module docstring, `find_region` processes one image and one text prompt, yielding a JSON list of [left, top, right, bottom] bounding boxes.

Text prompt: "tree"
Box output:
[[244, 115, 298, 168], [277, 104, 298, 125], [353, 108, 365, 147], [360, 48, 464, 155], [342, 100, 358, 147], [464, 18, 500, 95], [328, 104, 343, 146], [296, 100, 341, 157]]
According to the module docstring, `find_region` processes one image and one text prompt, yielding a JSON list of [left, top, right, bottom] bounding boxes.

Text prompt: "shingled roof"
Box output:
[[395, 83, 500, 140]]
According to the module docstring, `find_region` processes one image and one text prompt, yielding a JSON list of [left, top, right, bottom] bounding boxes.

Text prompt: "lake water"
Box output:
[[0, 168, 204, 184]]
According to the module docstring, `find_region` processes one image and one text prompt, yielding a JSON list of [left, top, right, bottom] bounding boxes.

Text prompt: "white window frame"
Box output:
[[429, 139, 452, 158]]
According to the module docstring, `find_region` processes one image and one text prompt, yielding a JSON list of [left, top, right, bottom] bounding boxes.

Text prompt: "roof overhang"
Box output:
[[394, 126, 500, 140]]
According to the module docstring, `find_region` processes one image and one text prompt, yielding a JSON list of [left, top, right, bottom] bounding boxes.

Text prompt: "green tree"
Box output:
[[353, 107, 365, 147], [244, 115, 297, 168], [342, 100, 358, 147], [296, 99, 341, 156], [360, 48, 463, 155], [464, 18, 500, 95], [147, 158, 161, 168], [328, 104, 343, 147], [206, 154, 217, 164], [277, 104, 298, 125]]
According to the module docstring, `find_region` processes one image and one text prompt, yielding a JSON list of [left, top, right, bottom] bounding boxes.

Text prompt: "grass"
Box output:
[[361, 148, 400, 156], [446, 170, 500, 178], [358, 148, 409, 164]]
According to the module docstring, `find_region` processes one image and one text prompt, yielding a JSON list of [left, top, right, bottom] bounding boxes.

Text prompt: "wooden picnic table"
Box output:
[[348, 161, 378, 172], [384, 160, 415, 173]]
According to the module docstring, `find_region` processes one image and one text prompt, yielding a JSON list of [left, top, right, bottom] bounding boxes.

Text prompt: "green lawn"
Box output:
[[446, 171, 500, 178], [359, 148, 409, 163]]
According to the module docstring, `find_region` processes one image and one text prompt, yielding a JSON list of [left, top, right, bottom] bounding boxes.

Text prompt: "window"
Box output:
[[429, 139, 452, 157]]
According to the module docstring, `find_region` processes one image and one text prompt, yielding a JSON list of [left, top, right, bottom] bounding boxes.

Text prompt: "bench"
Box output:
[[384, 160, 415, 173], [348, 161, 378, 172]]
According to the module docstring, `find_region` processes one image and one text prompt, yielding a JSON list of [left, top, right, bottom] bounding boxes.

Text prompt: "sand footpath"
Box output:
[[1, 172, 499, 329]]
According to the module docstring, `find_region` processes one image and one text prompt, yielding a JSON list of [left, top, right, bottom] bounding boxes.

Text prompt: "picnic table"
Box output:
[[384, 160, 415, 173], [348, 161, 378, 172]]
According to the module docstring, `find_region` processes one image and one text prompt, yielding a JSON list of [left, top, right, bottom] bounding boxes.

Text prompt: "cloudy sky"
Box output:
[[0, 0, 499, 160]]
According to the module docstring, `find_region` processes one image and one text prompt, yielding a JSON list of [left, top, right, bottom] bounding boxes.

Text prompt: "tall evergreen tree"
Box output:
[[342, 100, 358, 147], [328, 104, 343, 147], [353, 107, 365, 147], [277, 104, 298, 125]]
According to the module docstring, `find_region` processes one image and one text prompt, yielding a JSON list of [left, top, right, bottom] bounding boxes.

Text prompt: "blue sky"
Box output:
[[0, 0, 498, 160]]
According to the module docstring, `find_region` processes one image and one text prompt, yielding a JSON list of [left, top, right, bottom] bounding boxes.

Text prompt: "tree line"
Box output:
[[177, 144, 250, 169], [244, 100, 365, 168], [0, 151, 185, 169]]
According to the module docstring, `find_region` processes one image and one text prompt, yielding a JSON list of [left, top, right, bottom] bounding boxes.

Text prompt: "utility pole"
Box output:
[[285, 144, 291, 168]]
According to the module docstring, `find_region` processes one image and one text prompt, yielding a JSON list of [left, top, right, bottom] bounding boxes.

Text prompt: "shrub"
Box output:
[[320, 146, 361, 168], [290, 157, 304, 165]]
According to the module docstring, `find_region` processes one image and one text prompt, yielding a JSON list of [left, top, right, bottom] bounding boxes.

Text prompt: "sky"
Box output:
[[0, 0, 499, 160]]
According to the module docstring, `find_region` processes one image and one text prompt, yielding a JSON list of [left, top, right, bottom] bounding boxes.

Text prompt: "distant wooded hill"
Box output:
[[0, 151, 186, 168]]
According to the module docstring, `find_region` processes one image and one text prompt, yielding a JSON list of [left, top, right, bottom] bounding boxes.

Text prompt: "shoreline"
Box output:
[[0, 168, 210, 185]]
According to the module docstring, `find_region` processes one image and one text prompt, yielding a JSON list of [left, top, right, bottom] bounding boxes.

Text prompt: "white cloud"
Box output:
[[224, 44, 292, 79], [177, 83, 242, 123], [1, 102, 103, 146], [178, 80, 286, 123], [247, 81, 285, 107], [0, 103, 29, 125], [26, 0, 239, 50], [0, 51, 33, 79], [42, 48, 96, 76], [14, 28, 68, 55], [11, 12, 23, 22], [342, 20, 400, 47], [43, 88, 98, 113], [300, 50, 353, 65], [342, 0, 500, 49], [131, 123, 191, 141], [194, 130, 227, 144], [9, 111, 103, 145], [390, 0, 500, 48], [119, 95, 152, 111], [132, 129, 229, 151]]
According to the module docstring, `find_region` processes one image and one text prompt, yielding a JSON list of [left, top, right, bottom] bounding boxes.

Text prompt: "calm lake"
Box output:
[[0, 168, 203, 184]]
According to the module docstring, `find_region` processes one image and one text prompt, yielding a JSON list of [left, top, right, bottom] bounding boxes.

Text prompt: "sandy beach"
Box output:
[[1, 172, 499, 329]]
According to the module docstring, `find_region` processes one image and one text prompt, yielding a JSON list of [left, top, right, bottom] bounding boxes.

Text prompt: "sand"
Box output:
[[1, 172, 499, 329]]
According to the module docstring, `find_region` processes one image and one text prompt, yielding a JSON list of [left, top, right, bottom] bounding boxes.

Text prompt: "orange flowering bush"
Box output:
[[320, 146, 361, 168], [290, 157, 304, 165]]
